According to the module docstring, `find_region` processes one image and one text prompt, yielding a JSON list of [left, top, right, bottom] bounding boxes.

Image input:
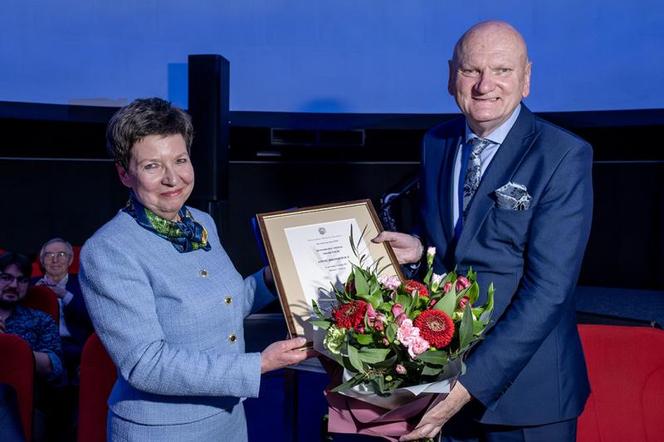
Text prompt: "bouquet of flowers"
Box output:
[[311, 244, 494, 440]]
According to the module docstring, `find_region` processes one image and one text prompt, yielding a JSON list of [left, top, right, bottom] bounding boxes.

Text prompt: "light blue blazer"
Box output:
[[79, 207, 273, 428]]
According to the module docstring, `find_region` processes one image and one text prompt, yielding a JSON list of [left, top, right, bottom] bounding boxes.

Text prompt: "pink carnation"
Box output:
[[396, 364, 407, 375], [408, 336, 431, 358], [396, 313, 408, 326], [379, 275, 401, 290], [392, 303, 404, 318], [396, 319, 420, 346]]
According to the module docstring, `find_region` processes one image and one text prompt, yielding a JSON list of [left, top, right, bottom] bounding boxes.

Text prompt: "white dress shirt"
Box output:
[[37, 274, 73, 337], [451, 105, 522, 227]]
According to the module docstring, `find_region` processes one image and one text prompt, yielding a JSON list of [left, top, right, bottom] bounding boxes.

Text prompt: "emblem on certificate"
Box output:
[[256, 200, 403, 342]]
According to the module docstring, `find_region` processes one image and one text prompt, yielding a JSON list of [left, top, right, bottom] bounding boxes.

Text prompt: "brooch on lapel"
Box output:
[[495, 182, 532, 211]]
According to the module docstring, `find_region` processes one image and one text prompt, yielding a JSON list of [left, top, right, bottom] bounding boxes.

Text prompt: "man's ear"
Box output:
[[116, 163, 133, 189], [522, 61, 532, 98], [447, 59, 456, 96]]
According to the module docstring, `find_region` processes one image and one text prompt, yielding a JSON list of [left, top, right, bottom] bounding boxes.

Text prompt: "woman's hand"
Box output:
[[399, 382, 472, 441], [260, 337, 316, 374], [372, 232, 424, 265]]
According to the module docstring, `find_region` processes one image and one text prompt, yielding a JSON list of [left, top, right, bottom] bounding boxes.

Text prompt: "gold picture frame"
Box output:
[[256, 199, 403, 341]]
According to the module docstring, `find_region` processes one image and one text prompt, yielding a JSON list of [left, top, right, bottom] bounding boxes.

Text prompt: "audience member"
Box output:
[[0, 252, 65, 442], [35, 238, 92, 383], [1, 252, 64, 382]]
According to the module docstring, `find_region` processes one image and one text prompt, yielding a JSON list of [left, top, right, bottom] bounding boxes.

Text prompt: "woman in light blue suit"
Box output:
[[79, 98, 312, 441]]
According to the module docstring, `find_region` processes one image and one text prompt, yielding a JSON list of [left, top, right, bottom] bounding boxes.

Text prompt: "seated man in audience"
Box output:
[[0, 252, 65, 442], [0, 252, 64, 383], [34, 238, 92, 383]]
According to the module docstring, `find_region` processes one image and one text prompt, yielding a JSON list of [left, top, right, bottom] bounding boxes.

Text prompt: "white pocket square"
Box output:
[[495, 182, 531, 211]]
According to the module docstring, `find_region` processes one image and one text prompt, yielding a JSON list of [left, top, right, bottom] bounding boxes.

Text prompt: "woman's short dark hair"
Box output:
[[106, 98, 194, 169], [0, 252, 32, 278]]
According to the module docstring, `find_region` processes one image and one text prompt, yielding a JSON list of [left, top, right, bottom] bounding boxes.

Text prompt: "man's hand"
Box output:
[[399, 382, 472, 441], [372, 231, 424, 265], [260, 337, 316, 374], [49, 285, 67, 299], [33, 351, 53, 376]]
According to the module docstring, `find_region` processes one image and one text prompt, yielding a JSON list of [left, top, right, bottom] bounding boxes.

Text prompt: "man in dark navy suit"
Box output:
[[374, 21, 593, 441]]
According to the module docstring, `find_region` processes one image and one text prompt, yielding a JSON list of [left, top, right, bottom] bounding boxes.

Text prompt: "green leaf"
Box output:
[[372, 354, 398, 369], [358, 224, 369, 245], [465, 281, 480, 304], [459, 305, 474, 350], [367, 291, 383, 309], [433, 291, 456, 316], [310, 319, 331, 329], [355, 333, 373, 345], [442, 271, 456, 285], [423, 267, 433, 286], [354, 268, 370, 296], [479, 283, 495, 323], [374, 375, 386, 395], [472, 318, 485, 335], [331, 372, 366, 393], [395, 293, 412, 312], [416, 350, 448, 366], [311, 299, 324, 317], [376, 262, 392, 276], [347, 345, 364, 372], [349, 232, 357, 260], [422, 364, 443, 376], [358, 348, 391, 364], [386, 323, 397, 342]]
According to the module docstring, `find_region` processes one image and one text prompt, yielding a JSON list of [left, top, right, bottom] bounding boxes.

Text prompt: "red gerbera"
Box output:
[[333, 300, 368, 330], [404, 280, 429, 297], [414, 310, 455, 349]]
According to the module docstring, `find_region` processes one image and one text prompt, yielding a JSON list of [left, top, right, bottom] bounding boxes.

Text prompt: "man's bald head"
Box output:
[[452, 21, 529, 68], [448, 21, 532, 137]]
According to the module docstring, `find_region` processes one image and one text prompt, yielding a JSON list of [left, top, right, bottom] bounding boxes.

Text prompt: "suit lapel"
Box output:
[[454, 106, 538, 263], [437, 131, 463, 244]]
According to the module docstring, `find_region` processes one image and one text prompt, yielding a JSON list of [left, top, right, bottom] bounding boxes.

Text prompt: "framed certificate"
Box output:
[[257, 200, 403, 341]]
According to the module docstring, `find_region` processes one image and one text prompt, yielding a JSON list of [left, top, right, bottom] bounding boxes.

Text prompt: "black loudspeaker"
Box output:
[[187, 54, 230, 202]]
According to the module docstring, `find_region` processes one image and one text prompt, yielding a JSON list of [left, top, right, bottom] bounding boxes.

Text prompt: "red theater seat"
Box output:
[[0, 334, 35, 441], [577, 324, 664, 441], [78, 333, 117, 442], [21, 285, 59, 324]]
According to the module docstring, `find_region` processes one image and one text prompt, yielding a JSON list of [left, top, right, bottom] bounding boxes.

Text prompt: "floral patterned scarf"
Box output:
[[123, 192, 211, 253]]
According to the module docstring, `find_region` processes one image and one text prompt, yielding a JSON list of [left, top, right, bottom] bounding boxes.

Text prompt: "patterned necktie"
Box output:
[[462, 137, 492, 213]]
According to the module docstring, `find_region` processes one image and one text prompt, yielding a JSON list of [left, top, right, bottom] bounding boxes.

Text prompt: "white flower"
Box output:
[[426, 247, 436, 266], [431, 273, 446, 291]]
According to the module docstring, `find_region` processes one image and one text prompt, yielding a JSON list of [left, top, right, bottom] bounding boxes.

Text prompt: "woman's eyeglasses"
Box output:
[[0, 273, 31, 284]]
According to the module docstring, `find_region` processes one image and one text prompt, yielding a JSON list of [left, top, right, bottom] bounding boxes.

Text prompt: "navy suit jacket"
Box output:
[[420, 106, 592, 426], [63, 275, 93, 348]]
